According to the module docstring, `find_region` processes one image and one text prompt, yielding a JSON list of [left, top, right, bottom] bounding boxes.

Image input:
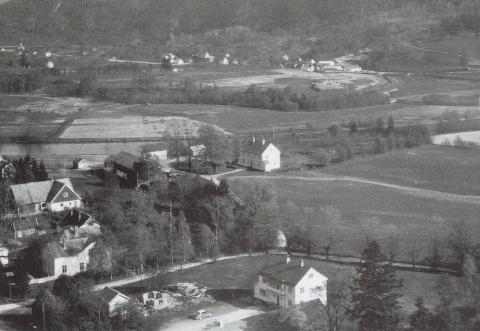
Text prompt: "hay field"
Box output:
[[229, 174, 480, 262], [323, 145, 480, 195], [60, 115, 229, 139], [432, 131, 480, 146]]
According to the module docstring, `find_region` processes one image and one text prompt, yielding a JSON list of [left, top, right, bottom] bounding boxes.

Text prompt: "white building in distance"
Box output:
[[239, 138, 281, 172]]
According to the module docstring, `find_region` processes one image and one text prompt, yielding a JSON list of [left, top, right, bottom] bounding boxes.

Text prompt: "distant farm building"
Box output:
[[142, 143, 169, 161], [94, 287, 131, 317], [239, 138, 281, 172], [142, 291, 173, 310], [10, 179, 82, 215], [254, 257, 328, 308], [190, 144, 206, 157], [12, 216, 48, 239], [105, 152, 149, 188]]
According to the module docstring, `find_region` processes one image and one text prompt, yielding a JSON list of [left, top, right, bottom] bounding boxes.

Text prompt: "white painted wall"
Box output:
[[148, 150, 168, 160], [0, 247, 8, 266], [108, 295, 130, 317], [294, 268, 328, 305], [48, 199, 82, 212], [262, 144, 281, 172], [53, 242, 94, 276]]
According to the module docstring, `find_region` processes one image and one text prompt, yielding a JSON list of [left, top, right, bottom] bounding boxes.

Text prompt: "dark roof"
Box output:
[[58, 210, 92, 228], [107, 151, 139, 170], [45, 242, 69, 258], [243, 140, 276, 155], [259, 262, 318, 286], [45, 238, 93, 259], [142, 143, 168, 153], [94, 287, 129, 304], [11, 178, 77, 205]]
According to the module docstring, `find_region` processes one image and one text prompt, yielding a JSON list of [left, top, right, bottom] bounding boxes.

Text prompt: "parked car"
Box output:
[[188, 309, 212, 320]]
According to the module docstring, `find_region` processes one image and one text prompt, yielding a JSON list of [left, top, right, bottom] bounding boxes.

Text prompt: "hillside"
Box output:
[[0, 0, 478, 65]]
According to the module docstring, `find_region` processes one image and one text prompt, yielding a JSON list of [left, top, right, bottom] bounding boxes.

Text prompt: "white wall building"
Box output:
[[43, 240, 95, 277], [254, 257, 328, 308], [239, 138, 281, 172]]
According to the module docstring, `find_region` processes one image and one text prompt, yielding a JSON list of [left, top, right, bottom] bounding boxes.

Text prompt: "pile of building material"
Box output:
[[168, 282, 215, 305]]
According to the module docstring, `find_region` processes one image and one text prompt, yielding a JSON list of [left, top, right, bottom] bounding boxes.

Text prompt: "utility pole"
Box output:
[[170, 200, 173, 265], [156, 223, 159, 270], [42, 300, 46, 331]]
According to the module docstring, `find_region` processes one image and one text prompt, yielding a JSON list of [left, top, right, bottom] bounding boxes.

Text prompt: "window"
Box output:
[[260, 289, 266, 297], [63, 192, 69, 198], [288, 300, 292, 306], [300, 287, 304, 294], [80, 263, 85, 272], [148, 293, 155, 299], [60, 203, 64, 207], [62, 265, 67, 274]]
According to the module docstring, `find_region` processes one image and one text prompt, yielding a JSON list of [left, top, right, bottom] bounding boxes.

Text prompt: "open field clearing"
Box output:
[[131, 256, 444, 311], [417, 35, 480, 64], [322, 145, 480, 195], [60, 115, 229, 139], [432, 131, 480, 145], [228, 173, 480, 261]]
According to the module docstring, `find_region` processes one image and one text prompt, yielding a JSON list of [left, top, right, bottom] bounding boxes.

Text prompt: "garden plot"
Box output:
[[60, 115, 229, 139]]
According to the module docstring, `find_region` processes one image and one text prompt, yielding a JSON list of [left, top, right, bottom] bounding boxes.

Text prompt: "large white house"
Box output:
[[239, 138, 281, 172], [11, 178, 82, 215], [43, 239, 95, 277], [254, 256, 328, 308]]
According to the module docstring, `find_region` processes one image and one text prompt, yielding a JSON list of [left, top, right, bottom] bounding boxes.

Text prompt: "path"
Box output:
[[0, 300, 34, 315], [407, 42, 480, 65], [199, 168, 245, 185], [228, 174, 480, 205]]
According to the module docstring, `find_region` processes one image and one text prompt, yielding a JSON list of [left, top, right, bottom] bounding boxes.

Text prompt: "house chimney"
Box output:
[[286, 254, 291, 264], [252, 136, 256, 143], [300, 258, 304, 268], [262, 139, 266, 145]]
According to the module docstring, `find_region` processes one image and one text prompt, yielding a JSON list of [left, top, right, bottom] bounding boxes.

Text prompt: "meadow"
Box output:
[[322, 145, 480, 195], [128, 255, 444, 311]]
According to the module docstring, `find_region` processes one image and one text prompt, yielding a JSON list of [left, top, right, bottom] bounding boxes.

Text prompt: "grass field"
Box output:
[[129, 255, 444, 312], [323, 145, 480, 195], [418, 35, 480, 64]]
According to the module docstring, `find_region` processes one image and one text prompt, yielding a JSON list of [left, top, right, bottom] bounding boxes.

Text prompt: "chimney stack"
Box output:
[[262, 139, 266, 145], [300, 258, 304, 268], [286, 254, 291, 264], [252, 136, 256, 143]]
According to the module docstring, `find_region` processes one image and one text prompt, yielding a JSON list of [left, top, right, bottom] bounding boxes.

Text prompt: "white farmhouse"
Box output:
[[43, 239, 95, 277], [142, 143, 169, 161], [239, 138, 281, 172], [254, 256, 327, 308], [11, 179, 82, 215]]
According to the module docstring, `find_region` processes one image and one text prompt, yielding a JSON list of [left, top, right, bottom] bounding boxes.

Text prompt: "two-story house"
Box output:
[[254, 256, 328, 308], [43, 238, 95, 277], [10, 178, 82, 215], [239, 138, 281, 172]]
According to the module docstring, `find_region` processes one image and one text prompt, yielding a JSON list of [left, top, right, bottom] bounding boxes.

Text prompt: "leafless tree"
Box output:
[[385, 232, 401, 263], [408, 241, 422, 270], [315, 280, 349, 331]]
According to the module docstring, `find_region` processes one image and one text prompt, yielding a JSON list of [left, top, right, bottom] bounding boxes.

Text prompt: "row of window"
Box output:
[[62, 262, 85, 274]]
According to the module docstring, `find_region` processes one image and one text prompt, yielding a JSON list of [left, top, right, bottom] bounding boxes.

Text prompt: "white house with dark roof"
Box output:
[[43, 239, 95, 277], [254, 256, 327, 308], [10, 179, 82, 215], [239, 137, 281, 172]]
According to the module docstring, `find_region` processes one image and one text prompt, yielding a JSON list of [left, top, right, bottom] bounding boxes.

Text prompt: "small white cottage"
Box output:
[[239, 138, 281, 172]]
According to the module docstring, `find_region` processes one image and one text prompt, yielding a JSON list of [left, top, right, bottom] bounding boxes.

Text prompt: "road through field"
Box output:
[[228, 174, 480, 205]]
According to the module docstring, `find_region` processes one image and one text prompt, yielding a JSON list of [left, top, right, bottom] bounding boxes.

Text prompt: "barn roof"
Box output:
[[11, 178, 77, 205], [107, 151, 139, 170], [259, 261, 322, 286], [94, 287, 129, 304]]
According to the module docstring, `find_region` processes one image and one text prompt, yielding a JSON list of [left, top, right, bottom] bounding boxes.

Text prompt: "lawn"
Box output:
[[127, 255, 444, 312], [322, 145, 480, 195]]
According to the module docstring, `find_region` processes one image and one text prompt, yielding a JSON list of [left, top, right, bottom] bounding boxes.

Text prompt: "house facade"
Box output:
[[12, 217, 48, 239], [254, 257, 327, 308], [10, 179, 82, 215], [43, 240, 95, 277], [142, 291, 173, 310], [0, 246, 8, 266], [142, 144, 168, 161], [239, 138, 281, 172]]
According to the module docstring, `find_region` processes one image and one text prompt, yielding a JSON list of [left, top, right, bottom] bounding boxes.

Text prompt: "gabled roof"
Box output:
[[243, 140, 278, 155], [45, 240, 93, 259], [58, 210, 92, 228], [259, 262, 321, 286], [12, 217, 39, 232], [95, 287, 130, 304], [11, 178, 78, 205], [106, 151, 140, 170]]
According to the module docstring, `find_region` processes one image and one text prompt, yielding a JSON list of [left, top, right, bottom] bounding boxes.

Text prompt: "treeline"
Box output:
[[93, 81, 389, 112], [0, 155, 49, 184], [0, 69, 48, 93], [438, 2, 480, 37]]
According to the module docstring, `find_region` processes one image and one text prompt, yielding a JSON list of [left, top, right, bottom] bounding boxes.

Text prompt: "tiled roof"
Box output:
[[11, 178, 76, 205], [107, 151, 139, 170], [58, 210, 91, 227], [94, 287, 129, 304], [259, 262, 318, 286], [243, 140, 276, 155]]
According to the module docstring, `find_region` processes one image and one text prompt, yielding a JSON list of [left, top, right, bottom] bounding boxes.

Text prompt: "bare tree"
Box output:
[[385, 232, 401, 263], [315, 280, 349, 331], [408, 242, 422, 270]]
